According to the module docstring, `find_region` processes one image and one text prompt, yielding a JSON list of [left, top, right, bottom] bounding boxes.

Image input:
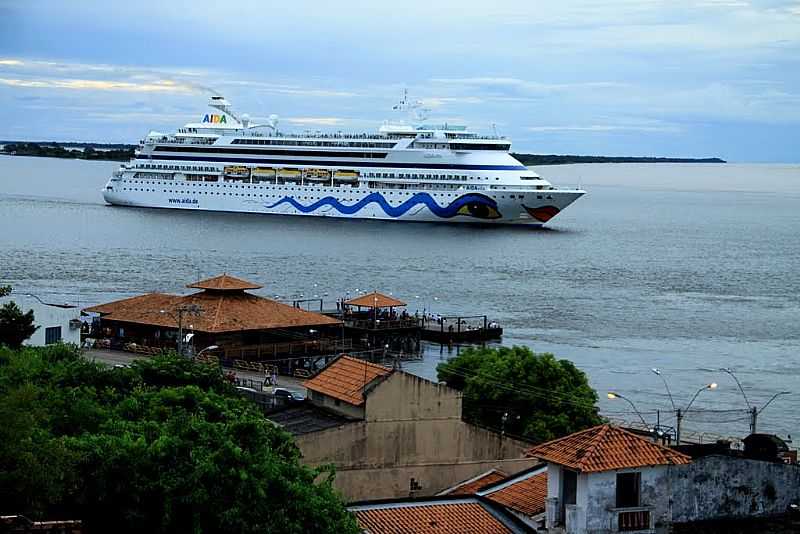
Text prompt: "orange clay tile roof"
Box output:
[[481, 468, 548, 517], [186, 274, 263, 291], [524, 424, 691, 473], [344, 291, 406, 308], [84, 288, 340, 333], [350, 499, 517, 534], [438, 469, 508, 496], [303, 355, 391, 406]]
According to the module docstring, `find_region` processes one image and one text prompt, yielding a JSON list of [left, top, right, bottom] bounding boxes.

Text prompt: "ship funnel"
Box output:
[[208, 95, 241, 123]]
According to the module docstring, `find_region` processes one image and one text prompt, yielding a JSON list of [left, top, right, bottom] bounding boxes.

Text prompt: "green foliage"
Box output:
[[0, 285, 11, 297], [437, 346, 603, 443], [0, 301, 39, 349], [0, 345, 359, 534]]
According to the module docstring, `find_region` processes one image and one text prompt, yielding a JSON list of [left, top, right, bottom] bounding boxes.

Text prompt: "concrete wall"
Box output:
[[309, 389, 365, 419], [364, 372, 462, 422], [1, 296, 81, 346], [670, 455, 800, 523], [582, 466, 670, 533], [296, 371, 536, 500]]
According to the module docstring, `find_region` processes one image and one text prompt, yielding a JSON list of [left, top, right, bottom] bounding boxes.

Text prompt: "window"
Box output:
[[45, 326, 62, 345], [562, 469, 577, 505], [616, 472, 641, 508]]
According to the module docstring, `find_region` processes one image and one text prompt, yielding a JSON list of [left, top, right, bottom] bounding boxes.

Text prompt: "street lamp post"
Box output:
[[651, 368, 677, 411], [720, 368, 751, 410], [751, 391, 791, 434], [607, 392, 649, 429], [676, 382, 717, 445]]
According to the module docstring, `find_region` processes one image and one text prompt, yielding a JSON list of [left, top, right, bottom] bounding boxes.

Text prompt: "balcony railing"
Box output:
[[616, 507, 652, 532]]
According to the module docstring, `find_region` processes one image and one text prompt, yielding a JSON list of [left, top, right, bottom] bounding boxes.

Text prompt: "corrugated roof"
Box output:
[[267, 404, 354, 436], [350, 498, 526, 534], [437, 469, 508, 496], [303, 355, 391, 406], [84, 290, 340, 333], [525, 424, 691, 473], [186, 274, 263, 291], [480, 468, 548, 517], [344, 291, 406, 308]]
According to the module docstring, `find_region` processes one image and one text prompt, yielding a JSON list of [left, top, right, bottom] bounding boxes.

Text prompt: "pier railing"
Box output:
[[345, 318, 419, 330], [221, 338, 353, 361]]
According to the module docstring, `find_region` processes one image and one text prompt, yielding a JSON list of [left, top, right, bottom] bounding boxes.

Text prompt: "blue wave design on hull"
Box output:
[[264, 192, 499, 219]]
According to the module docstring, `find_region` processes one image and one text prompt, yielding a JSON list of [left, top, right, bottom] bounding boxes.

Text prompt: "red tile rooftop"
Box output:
[[482, 469, 547, 517], [525, 424, 691, 473], [344, 291, 406, 308], [186, 273, 263, 291], [437, 469, 508, 496], [350, 499, 519, 534], [303, 355, 391, 406], [83, 274, 340, 333]]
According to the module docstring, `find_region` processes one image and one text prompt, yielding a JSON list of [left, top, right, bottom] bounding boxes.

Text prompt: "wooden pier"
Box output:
[[420, 314, 503, 344]]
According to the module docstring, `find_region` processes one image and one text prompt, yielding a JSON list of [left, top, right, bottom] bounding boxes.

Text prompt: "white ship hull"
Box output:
[[102, 95, 585, 225], [102, 181, 583, 225]]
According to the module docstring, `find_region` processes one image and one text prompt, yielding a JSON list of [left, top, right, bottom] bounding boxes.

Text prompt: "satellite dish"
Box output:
[[268, 114, 279, 129], [240, 113, 250, 127]]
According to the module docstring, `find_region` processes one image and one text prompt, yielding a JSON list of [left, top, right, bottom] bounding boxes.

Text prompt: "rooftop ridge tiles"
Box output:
[[575, 423, 610, 471], [477, 465, 547, 496], [525, 424, 691, 472]]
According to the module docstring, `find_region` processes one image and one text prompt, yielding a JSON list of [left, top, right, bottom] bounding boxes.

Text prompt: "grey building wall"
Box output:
[[670, 455, 800, 523], [295, 370, 536, 500]]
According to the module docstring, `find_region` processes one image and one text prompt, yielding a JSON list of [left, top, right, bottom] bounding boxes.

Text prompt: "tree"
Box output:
[[0, 285, 11, 297], [0, 301, 38, 349], [0, 346, 360, 533], [437, 346, 603, 444]]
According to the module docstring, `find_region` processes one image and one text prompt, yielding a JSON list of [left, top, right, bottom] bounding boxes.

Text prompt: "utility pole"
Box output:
[[161, 304, 202, 357], [676, 408, 683, 445], [750, 406, 758, 434]]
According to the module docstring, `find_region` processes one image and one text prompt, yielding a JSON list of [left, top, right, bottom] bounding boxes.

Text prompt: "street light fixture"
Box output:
[[196, 345, 219, 358], [607, 391, 649, 428]]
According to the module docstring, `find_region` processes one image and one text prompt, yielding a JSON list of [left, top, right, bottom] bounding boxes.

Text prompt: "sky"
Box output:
[[1, 0, 799, 161]]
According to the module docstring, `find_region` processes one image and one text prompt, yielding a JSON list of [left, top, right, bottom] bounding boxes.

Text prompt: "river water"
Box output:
[[1, 155, 798, 440]]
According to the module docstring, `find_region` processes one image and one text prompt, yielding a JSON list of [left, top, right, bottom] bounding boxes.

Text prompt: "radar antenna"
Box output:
[[392, 89, 430, 123]]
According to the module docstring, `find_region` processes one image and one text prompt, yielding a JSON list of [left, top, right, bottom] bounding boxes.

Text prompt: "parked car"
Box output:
[[272, 388, 305, 403]]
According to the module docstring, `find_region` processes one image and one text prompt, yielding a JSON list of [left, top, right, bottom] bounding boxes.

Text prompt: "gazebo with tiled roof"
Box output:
[[344, 291, 406, 310], [84, 274, 343, 364]]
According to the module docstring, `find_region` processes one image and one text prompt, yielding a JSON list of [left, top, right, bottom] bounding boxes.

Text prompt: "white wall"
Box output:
[[0, 296, 81, 346]]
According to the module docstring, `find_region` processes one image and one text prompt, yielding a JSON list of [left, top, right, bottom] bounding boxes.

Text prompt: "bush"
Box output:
[[0, 346, 358, 533]]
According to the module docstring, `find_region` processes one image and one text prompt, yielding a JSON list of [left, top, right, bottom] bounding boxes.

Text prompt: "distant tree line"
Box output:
[[513, 153, 725, 165], [1, 142, 135, 161]]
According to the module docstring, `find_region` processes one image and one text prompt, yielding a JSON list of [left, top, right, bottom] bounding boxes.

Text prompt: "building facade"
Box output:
[[270, 356, 539, 500], [1, 295, 81, 346]]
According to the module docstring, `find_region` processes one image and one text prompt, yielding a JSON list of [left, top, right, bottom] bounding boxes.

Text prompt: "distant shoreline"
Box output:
[[0, 141, 726, 164], [513, 153, 726, 165]]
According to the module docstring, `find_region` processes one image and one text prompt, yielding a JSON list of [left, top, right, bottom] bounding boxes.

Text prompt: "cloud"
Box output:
[[0, 77, 195, 93], [527, 124, 682, 133], [0, 59, 24, 66]]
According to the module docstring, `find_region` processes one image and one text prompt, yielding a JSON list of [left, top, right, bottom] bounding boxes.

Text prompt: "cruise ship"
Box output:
[[102, 95, 585, 225]]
